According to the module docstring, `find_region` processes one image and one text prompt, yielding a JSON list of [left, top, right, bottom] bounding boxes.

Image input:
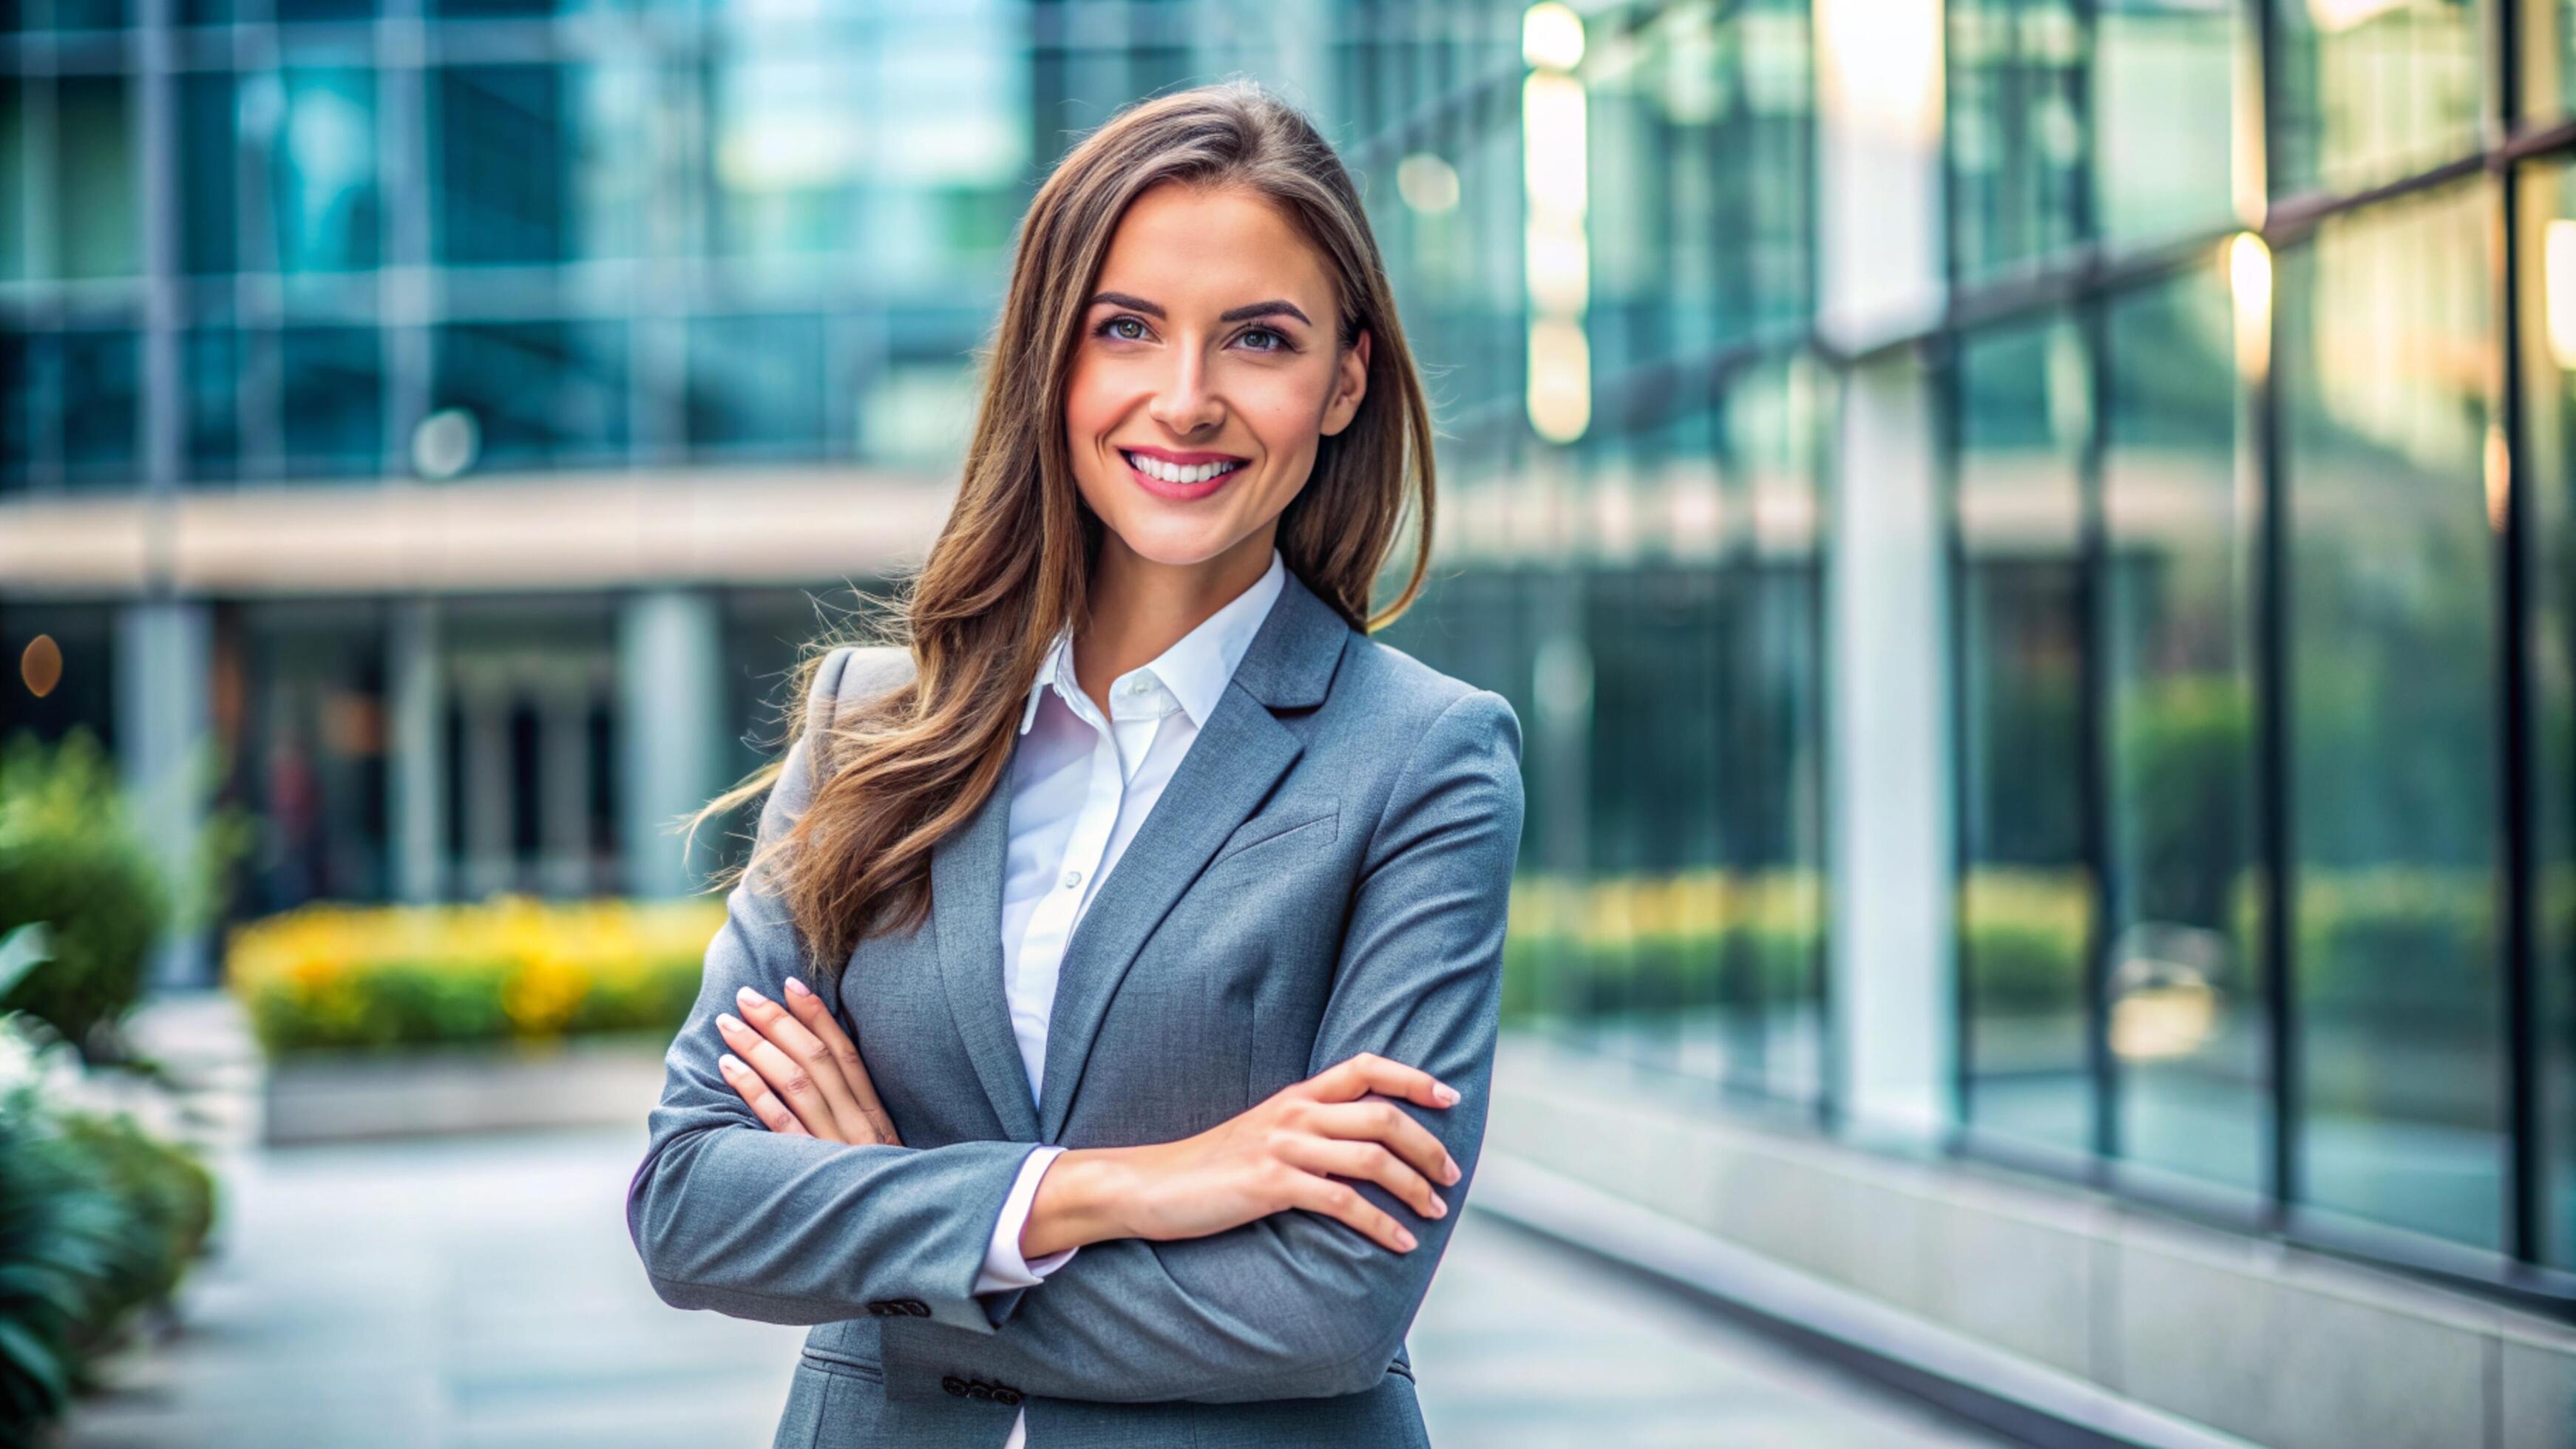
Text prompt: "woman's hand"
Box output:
[[713, 977, 904, 1147], [1021, 1052, 1462, 1260]]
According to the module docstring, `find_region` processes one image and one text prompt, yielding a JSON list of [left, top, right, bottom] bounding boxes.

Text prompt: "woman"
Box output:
[[626, 78, 1525, 1448]]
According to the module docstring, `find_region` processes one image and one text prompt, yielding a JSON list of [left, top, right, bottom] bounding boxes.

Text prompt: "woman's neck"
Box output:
[[1072, 530, 1275, 717]]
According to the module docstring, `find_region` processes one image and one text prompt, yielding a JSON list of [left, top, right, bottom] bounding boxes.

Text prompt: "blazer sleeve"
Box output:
[[624, 643, 1040, 1334], [878, 687, 1527, 1403]]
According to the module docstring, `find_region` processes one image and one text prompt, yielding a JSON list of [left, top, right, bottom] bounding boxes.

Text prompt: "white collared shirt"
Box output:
[[971, 546, 1289, 1448]]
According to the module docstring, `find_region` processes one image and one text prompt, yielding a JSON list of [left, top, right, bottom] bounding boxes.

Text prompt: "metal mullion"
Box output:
[[2077, 297, 2116, 1174], [1933, 331, 1975, 1147], [2493, 0, 2546, 1272]]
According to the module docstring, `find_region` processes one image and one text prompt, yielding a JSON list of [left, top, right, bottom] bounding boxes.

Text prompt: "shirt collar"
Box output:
[[1018, 546, 1288, 736]]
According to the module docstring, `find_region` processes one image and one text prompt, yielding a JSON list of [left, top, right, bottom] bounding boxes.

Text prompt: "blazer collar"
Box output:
[[923, 563, 1355, 1144]]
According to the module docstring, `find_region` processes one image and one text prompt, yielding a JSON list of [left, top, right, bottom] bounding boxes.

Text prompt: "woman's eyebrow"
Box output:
[[1088, 291, 1312, 327]]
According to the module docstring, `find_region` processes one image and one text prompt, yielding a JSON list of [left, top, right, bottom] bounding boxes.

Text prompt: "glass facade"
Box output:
[[1933, 0, 2572, 1288], [4, 0, 2576, 1315]]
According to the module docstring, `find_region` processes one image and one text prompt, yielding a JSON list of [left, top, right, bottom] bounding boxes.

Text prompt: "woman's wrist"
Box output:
[[1020, 1145, 1148, 1259]]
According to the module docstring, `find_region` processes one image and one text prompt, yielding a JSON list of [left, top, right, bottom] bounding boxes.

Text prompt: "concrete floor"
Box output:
[[58, 1119, 2018, 1448]]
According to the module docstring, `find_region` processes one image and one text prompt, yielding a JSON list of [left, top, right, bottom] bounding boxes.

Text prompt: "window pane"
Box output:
[[685, 314, 821, 458], [1956, 313, 2095, 1154], [2280, 180, 2502, 1248], [431, 321, 629, 472], [262, 68, 382, 274], [2518, 159, 2576, 1267], [2095, 0, 2238, 249], [185, 328, 240, 483], [178, 72, 236, 276], [59, 329, 136, 487], [279, 325, 383, 478], [1948, 0, 2089, 277], [433, 64, 642, 266], [2102, 262, 2265, 1195], [2271, 0, 2481, 199], [58, 75, 136, 279]]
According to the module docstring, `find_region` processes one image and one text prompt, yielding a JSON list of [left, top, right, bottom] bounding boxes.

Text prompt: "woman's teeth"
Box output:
[[1125, 451, 1243, 485]]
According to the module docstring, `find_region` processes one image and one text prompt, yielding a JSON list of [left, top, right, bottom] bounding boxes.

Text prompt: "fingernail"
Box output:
[[1433, 1083, 1460, 1105], [719, 1053, 745, 1073], [717, 1012, 743, 1032], [1443, 1157, 1460, 1184], [784, 977, 810, 997], [1394, 1227, 1417, 1250], [736, 985, 761, 1005], [1429, 1198, 1448, 1218]]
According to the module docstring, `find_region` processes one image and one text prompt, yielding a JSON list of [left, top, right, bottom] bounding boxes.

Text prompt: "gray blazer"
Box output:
[[626, 564, 1526, 1448]]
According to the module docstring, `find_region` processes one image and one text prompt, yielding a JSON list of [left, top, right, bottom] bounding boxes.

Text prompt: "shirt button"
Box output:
[[1062, 869, 1082, 889]]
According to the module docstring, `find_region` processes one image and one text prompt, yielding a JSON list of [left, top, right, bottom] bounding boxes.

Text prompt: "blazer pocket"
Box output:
[[1207, 807, 1339, 872]]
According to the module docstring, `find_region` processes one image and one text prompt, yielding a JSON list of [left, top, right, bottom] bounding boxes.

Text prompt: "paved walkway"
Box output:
[[60, 997, 2018, 1447], [64, 1124, 2016, 1448]]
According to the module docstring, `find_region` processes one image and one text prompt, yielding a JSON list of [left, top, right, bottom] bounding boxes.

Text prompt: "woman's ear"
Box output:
[[1321, 328, 1372, 438]]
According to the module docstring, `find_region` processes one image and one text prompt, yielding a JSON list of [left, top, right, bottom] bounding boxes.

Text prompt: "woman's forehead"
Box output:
[[1097, 185, 1336, 313]]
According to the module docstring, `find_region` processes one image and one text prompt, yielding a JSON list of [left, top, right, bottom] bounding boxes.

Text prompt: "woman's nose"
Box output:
[[1147, 352, 1224, 435]]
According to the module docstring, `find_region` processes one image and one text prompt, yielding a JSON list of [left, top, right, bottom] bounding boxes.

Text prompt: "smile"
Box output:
[[1122, 449, 1246, 500]]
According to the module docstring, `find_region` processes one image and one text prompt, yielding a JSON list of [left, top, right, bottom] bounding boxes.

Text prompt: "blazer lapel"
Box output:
[[929, 747, 1045, 1143], [1034, 568, 1352, 1143]]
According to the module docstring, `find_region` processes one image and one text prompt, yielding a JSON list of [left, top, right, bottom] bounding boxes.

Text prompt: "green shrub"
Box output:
[[228, 896, 726, 1056], [0, 730, 169, 1056]]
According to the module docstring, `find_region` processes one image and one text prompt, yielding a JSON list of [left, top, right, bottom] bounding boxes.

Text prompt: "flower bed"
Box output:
[[226, 895, 727, 1057]]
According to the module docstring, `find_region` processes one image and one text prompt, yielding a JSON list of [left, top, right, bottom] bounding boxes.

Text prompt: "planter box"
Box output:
[[261, 1033, 672, 1146]]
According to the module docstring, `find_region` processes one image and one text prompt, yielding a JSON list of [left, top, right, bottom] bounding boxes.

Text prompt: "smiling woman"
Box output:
[[628, 78, 1522, 1449]]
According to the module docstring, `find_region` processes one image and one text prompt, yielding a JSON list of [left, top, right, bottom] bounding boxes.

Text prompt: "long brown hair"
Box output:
[[683, 78, 1439, 983]]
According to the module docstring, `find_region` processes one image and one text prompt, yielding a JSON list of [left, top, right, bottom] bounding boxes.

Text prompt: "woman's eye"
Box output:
[[1238, 327, 1287, 353], [1100, 316, 1149, 342]]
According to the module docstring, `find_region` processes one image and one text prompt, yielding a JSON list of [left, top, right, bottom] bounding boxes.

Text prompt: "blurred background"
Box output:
[[1, 0, 2573, 1445]]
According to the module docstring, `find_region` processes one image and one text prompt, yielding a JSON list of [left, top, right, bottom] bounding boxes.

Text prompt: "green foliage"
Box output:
[[0, 730, 170, 1056], [0, 1084, 215, 1438]]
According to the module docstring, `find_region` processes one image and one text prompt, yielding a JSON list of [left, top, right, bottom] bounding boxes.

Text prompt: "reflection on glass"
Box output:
[[2095, 0, 2237, 245], [2279, 180, 2502, 1247], [60, 330, 136, 487], [433, 322, 628, 472], [185, 329, 240, 483], [1956, 314, 2095, 1153], [2101, 262, 2263, 1194], [708, 57, 859, 259], [58, 76, 136, 279], [179, 72, 236, 276], [1587, 0, 1811, 372], [0, 80, 24, 280], [2271, 0, 2480, 199], [685, 315, 824, 459], [2519, 160, 2576, 1268], [434, 64, 642, 266], [1948, 0, 2089, 277], [279, 326, 384, 478], [0, 332, 45, 491], [2526, 0, 2576, 121], [254, 69, 382, 274]]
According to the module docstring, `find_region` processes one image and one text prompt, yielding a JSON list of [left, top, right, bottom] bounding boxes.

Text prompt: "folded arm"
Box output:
[[883, 688, 1527, 1402], [625, 645, 1044, 1334]]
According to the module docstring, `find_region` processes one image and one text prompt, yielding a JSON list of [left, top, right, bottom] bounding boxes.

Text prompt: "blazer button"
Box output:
[[941, 1375, 969, 1398], [992, 1386, 1025, 1407], [966, 1380, 994, 1401], [898, 1297, 931, 1317]]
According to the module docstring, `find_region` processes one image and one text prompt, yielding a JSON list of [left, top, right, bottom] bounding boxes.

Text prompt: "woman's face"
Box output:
[[1064, 180, 1370, 577]]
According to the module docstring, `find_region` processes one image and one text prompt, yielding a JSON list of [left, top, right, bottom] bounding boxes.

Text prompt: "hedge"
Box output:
[[226, 895, 727, 1056]]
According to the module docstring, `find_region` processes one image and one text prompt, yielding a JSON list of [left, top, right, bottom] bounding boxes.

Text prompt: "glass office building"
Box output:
[[7, 0, 2576, 1364]]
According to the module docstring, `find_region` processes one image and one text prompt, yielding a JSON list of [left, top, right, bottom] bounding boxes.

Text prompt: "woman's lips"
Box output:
[[1122, 449, 1244, 501]]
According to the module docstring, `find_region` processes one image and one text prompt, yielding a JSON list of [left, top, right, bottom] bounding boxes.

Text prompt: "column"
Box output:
[[115, 599, 214, 990], [617, 588, 727, 899], [387, 597, 447, 903], [1816, 0, 1953, 1141]]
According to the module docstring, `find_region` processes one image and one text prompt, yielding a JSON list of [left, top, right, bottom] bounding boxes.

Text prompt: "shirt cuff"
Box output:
[[973, 1144, 1078, 1294]]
